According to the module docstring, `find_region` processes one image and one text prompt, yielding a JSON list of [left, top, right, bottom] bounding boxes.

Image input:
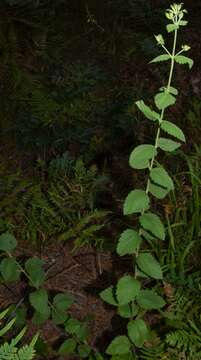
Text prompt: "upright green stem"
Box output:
[[167, 28, 178, 91], [146, 28, 178, 196], [134, 28, 178, 277]]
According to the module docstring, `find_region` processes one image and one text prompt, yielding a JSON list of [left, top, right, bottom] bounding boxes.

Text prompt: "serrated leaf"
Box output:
[[65, 318, 81, 335], [155, 92, 176, 110], [100, 286, 117, 306], [136, 100, 160, 121], [136, 290, 165, 310], [118, 303, 139, 318], [127, 319, 149, 347], [149, 182, 169, 199], [166, 24, 178, 32], [161, 121, 185, 142], [0, 233, 17, 252], [59, 339, 76, 355], [175, 55, 193, 69], [150, 54, 171, 63], [106, 336, 131, 355], [158, 137, 181, 152], [116, 275, 141, 305], [140, 212, 165, 240], [0, 258, 20, 282], [117, 229, 142, 256], [65, 318, 89, 341], [123, 190, 150, 215], [25, 257, 45, 288], [29, 288, 49, 314], [53, 293, 73, 311], [136, 253, 163, 279], [150, 167, 174, 190], [129, 144, 157, 169]]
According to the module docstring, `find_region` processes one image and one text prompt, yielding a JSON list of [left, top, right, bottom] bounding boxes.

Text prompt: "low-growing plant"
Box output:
[[0, 158, 108, 246], [162, 145, 201, 282], [0, 307, 38, 360], [0, 232, 103, 359], [100, 3, 193, 358]]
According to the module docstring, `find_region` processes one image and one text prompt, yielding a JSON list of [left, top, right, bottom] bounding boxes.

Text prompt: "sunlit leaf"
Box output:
[[161, 121, 185, 142], [136, 252, 163, 279], [129, 145, 157, 169], [123, 190, 150, 215], [140, 212, 165, 240], [116, 275, 141, 305]]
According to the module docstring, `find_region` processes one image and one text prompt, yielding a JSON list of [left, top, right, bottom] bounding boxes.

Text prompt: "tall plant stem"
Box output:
[[134, 28, 178, 276]]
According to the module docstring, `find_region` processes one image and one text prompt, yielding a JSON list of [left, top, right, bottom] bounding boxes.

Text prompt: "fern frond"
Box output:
[[0, 308, 38, 360], [140, 343, 166, 360], [0, 342, 17, 360], [16, 344, 36, 360]]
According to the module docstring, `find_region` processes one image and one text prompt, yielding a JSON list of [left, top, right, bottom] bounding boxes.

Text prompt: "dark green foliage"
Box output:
[[0, 158, 108, 245]]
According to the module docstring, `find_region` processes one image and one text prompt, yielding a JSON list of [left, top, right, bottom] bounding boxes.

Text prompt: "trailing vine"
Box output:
[[100, 3, 193, 358]]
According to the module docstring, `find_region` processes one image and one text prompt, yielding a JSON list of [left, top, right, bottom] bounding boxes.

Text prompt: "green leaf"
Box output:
[[29, 288, 49, 314], [78, 344, 91, 358], [111, 355, 133, 360], [175, 55, 194, 69], [136, 253, 163, 279], [129, 144, 157, 169], [127, 319, 149, 347], [25, 257, 45, 288], [166, 24, 178, 32], [0, 318, 16, 337], [15, 308, 27, 327], [53, 293, 73, 311], [160, 86, 178, 95], [123, 190, 150, 215], [106, 336, 131, 355], [116, 275, 141, 305], [161, 121, 185, 142], [158, 137, 181, 152], [118, 303, 139, 319], [150, 54, 171, 63], [59, 339, 76, 355], [0, 233, 17, 252], [65, 318, 89, 341], [117, 229, 142, 256], [0, 258, 20, 282], [140, 212, 165, 240], [136, 100, 160, 121], [149, 182, 169, 199], [100, 286, 117, 306], [154, 92, 176, 110], [136, 290, 165, 310], [65, 318, 81, 335], [94, 353, 104, 360], [52, 308, 68, 325], [180, 20, 188, 26], [76, 323, 89, 341], [150, 167, 174, 190], [32, 308, 50, 325]]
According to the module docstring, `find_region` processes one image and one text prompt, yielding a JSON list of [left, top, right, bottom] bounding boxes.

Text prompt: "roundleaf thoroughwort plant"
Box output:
[[100, 3, 193, 358]]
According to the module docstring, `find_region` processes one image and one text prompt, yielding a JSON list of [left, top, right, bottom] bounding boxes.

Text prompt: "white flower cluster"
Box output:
[[165, 3, 187, 23]]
